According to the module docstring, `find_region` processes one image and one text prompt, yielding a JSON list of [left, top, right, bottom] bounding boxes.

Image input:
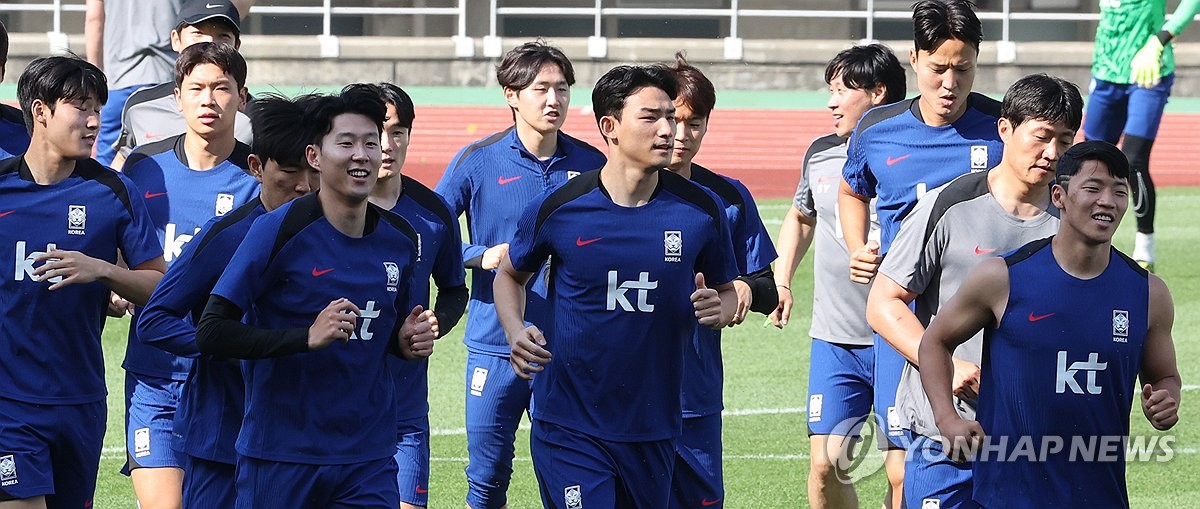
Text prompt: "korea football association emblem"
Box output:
[[384, 262, 400, 292], [1113, 309, 1129, 340], [67, 205, 86, 235], [0, 455, 16, 486], [215, 193, 235, 216], [664, 230, 682, 262], [970, 145, 988, 170]]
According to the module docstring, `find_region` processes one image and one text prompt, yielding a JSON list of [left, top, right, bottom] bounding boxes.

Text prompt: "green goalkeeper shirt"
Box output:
[[1093, 0, 1200, 84]]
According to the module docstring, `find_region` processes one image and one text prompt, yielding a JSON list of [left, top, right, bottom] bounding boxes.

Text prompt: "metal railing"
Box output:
[[4, 0, 1194, 59]]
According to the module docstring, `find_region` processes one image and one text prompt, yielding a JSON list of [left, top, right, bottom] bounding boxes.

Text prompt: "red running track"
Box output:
[[404, 105, 1200, 199]]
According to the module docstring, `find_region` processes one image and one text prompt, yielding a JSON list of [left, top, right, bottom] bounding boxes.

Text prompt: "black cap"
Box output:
[[1056, 140, 1130, 183], [178, 0, 242, 34]]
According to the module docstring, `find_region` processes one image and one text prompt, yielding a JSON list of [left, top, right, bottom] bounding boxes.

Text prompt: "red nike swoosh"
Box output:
[[415, 485, 428, 494], [1028, 312, 1055, 322], [0, 211, 13, 218], [974, 246, 996, 255], [497, 176, 522, 185], [886, 154, 911, 166], [576, 237, 602, 246], [311, 267, 335, 277], [144, 191, 168, 199], [701, 499, 722, 507]]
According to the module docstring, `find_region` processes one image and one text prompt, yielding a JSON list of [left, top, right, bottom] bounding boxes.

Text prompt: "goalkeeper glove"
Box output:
[[1130, 35, 1165, 89]]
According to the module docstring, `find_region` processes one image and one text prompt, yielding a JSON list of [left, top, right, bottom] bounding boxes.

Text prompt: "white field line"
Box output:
[[98, 397, 1200, 460]]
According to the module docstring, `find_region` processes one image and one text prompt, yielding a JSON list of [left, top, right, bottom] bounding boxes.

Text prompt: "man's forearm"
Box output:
[[103, 267, 164, 306], [919, 332, 960, 424]]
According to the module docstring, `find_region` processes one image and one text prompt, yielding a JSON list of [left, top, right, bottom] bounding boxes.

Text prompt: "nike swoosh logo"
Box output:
[[415, 485, 428, 494], [1028, 312, 1055, 322], [576, 237, 602, 246], [974, 246, 996, 255], [701, 499, 722, 507], [886, 154, 911, 166], [311, 267, 335, 277], [497, 176, 522, 185], [0, 211, 13, 218], [144, 191, 168, 199], [206, 3, 222, 8]]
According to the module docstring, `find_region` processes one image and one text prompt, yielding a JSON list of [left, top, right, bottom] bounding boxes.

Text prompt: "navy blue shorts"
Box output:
[[873, 333, 909, 449], [394, 416, 430, 507], [807, 339, 874, 438], [669, 414, 724, 509], [123, 372, 186, 473], [905, 433, 976, 509], [182, 455, 235, 509], [0, 397, 105, 508], [1084, 74, 1174, 142], [531, 419, 675, 509], [464, 351, 532, 509], [235, 455, 399, 509]]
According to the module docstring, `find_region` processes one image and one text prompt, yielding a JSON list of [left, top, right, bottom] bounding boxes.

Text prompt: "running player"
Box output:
[[134, 93, 317, 508], [921, 140, 1180, 507], [495, 64, 738, 509], [658, 53, 778, 509], [120, 41, 259, 508], [0, 55, 164, 509], [194, 84, 437, 507], [368, 82, 468, 509], [772, 43, 906, 508], [836, 3, 1002, 501], [433, 40, 606, 509], [867, 74, 1082, 509], [110, 0, 253, 169], [0, 20, 30, 161], [1085, 0, 1200, 271]]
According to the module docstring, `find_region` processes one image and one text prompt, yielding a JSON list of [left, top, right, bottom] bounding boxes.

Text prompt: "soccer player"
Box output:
[[0, 55, 164, 509], [495, 64, 739, 509], [1085, 0, 1200, 271], [109, 0, 253, 169], [837, 2, 1002, 501], [433, 40, 606, 509], [0, 20, 31, 161], [194, 85, 439, 506], [194, 84, 435, 507], [134, 93, 317, 508], [921, 140, 1180, 507], [772, 43, 906, 508], [867, 74, 1083, 509], [368, 82, 468, 509], [120, 41, 259, 508], [657, 53, 778, 509]]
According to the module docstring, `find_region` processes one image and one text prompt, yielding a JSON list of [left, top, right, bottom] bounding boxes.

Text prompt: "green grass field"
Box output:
[[90, 189, 1200, 507]]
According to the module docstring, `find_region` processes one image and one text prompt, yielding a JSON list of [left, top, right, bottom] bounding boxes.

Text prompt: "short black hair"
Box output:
[[658, 51, 716, 119], [912, 0, 983, 53], [0, 19, 9, 64], [17, 54, 108, 133], [302, 83, 387, 145], [1000, 73, 1083, 131], [377, 82, 415, 130], [247, 93, 310, 169], [1056, 140, 1130, 188], [825, 43, 908, 104], [496, 40, 576, 91], [174, 41, 247, 89], [591, 65, 678, 130]]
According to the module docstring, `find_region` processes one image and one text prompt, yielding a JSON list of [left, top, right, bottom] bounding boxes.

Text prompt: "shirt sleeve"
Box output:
[[434, 147, 489, 264], [135, 219, 239, 357], [878, 190, 943, 294], [431, 195, 467, 289], [695, 199, 741, 288], [841, 128, 878, 198], [794, 159, 816, 218], [210, 215, 277, 314], [1165, 0, 1200, 36], [506, 196, 551, 274], [116, 175, 164, 268], [730, 180, 777, 275]]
